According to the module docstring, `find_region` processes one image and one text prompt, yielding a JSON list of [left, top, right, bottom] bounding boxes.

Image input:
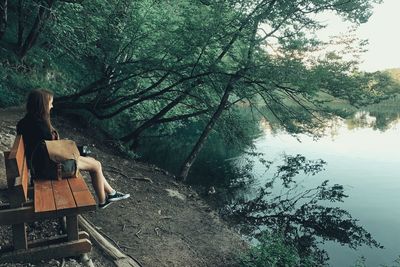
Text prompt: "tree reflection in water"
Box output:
[[223, 154, 382, 265]]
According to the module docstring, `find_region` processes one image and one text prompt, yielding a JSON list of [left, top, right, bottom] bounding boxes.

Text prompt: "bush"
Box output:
[[239, 231, 315, 267], [0, 75, 23, 107]]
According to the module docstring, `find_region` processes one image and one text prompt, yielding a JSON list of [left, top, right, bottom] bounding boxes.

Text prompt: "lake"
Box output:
[[251, 118, 400, 266], [138, 114, 400, 266]]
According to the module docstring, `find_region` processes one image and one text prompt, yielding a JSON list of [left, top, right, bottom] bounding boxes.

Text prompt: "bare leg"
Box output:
[[77, 156, 114, 203]]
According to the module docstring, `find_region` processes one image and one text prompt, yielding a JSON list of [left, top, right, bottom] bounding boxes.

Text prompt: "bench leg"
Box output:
[[81, 253, 95, 267], [59, 216, 67, 233], [29, 231, 90, 249], [0, 239, 92, 263], [66, 215, 91, 264], [12, 223, 27, 250], [66, 215, 79, 241]]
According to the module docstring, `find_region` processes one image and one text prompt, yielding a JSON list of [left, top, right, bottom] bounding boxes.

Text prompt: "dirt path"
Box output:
[[0, 106, 247, 267]]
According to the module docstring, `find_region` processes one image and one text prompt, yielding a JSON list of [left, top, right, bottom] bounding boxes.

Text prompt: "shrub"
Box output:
[[239, 231, 315, 267]]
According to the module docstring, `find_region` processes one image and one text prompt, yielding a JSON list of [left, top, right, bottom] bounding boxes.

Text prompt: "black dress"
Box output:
[[16, 113, 53, 169]]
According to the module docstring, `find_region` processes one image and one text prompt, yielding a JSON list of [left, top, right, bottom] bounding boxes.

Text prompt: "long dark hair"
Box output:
[[26, 89, 55, 132]]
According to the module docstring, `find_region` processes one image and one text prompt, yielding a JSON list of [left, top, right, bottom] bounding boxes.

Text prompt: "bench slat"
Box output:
[[0, 238, 92, 263], [34, 180, 56, 213], [68, 177, 89, 192], [6, 135, 29, 205], [8, 135, 25, 178], [0, 206, 93, 225], [67, 178, 96, 209], [20, 156, 29, 201], [52, 180, 76, 211], [11, 156, 29, 205], [3, 151, 14, 188], [71, 191, 96, 208]]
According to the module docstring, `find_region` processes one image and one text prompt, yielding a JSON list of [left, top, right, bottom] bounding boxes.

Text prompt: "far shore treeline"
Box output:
[[0, 0, 399, 182]]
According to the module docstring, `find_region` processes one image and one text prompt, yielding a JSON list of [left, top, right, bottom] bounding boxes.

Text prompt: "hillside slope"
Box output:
[[0, 106, 247, 267]]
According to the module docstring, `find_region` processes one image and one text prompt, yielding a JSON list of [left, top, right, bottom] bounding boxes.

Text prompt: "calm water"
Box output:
[[248, 119, 400, 266], [138, 116, 400, 266]]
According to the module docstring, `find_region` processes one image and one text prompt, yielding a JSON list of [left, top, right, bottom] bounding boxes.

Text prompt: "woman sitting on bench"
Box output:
[[16, 89, 130, 209]]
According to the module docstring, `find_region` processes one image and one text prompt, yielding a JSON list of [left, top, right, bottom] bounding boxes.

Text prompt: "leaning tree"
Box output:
[[0, 0, 389, 181]]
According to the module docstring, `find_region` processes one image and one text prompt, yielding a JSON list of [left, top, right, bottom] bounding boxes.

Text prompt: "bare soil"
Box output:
[[0, 106, 247, 267]]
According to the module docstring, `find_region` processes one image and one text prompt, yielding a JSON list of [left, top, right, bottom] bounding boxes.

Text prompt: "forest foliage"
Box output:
[[0, 0, 399, 180], [1, 1, 400, 265]]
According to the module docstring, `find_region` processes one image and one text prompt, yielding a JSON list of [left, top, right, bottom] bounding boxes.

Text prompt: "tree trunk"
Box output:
[[120, 80, 203, 148], [17, 0, 54, 59], [0, 0, 7, 40], [16, 0, 24, 49], [178, 75, 239, 181], [120, 88, 192, 149], [178, 17, 260, 181]]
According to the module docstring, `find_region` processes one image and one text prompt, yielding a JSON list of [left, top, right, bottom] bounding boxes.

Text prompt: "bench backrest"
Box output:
[[4, 135, 29, 207]]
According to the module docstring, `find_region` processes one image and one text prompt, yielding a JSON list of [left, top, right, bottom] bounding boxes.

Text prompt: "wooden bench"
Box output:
[[0, 135, 97, 263]]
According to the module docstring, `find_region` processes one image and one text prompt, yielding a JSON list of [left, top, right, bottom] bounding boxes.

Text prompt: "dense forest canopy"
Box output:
[[0, 0, 399, 180]]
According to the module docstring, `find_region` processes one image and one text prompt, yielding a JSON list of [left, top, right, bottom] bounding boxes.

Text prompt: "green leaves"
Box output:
[[228, 154, 381, 266], [1, 0, 397, 180], [239, 231, 307, 267]]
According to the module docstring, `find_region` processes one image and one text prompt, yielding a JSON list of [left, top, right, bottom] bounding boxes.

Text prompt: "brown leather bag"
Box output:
[[44, 140, 80, 162], [45, 140, 80, 180], [32, 140, 80, 180]]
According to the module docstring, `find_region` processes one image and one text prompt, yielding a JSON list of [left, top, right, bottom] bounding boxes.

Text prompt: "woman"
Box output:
[[17, 89, 129, 209]]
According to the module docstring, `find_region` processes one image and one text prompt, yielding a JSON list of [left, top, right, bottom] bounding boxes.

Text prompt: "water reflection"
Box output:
[[137, 109, 262, 188], [225, 154, 382, 266], [246, 119, 400, 266], [362, 95, 400, 131], [137, 108, 400, 266]]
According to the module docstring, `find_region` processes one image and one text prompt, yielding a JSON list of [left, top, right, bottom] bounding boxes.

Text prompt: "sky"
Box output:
[[318, 0, 400, 72]]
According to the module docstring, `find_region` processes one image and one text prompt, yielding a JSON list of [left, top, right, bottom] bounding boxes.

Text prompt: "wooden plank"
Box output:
[[35, 179, 52, 190], [8, 135, 24, 178], [68, 177, 96, 208], [68, 177, 89, 192], [10, 156, 30, 206], [21, 156, 29, 201], [12, 223, 27, 250], [3, 151, 14, 188], [27, 186, 34, 199], [72, 191, 97, 208], [8, 184, 25, 208], [0, 239, 92, 263], [0, 207, 37, 225], [52, 179, 76, 211], [34, 180, 56, 213], [78, 215, 143, 267], [2, 200, 33, 210], [27, 231, 89, 249], [66, 215, 79, 241], [0, 206, 95, 226], [5, 136, 29, 206], [78, 215, 125, 259]]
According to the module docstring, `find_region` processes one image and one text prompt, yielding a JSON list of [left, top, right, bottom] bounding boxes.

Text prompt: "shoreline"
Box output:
[[0, 106, 248, 267]]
